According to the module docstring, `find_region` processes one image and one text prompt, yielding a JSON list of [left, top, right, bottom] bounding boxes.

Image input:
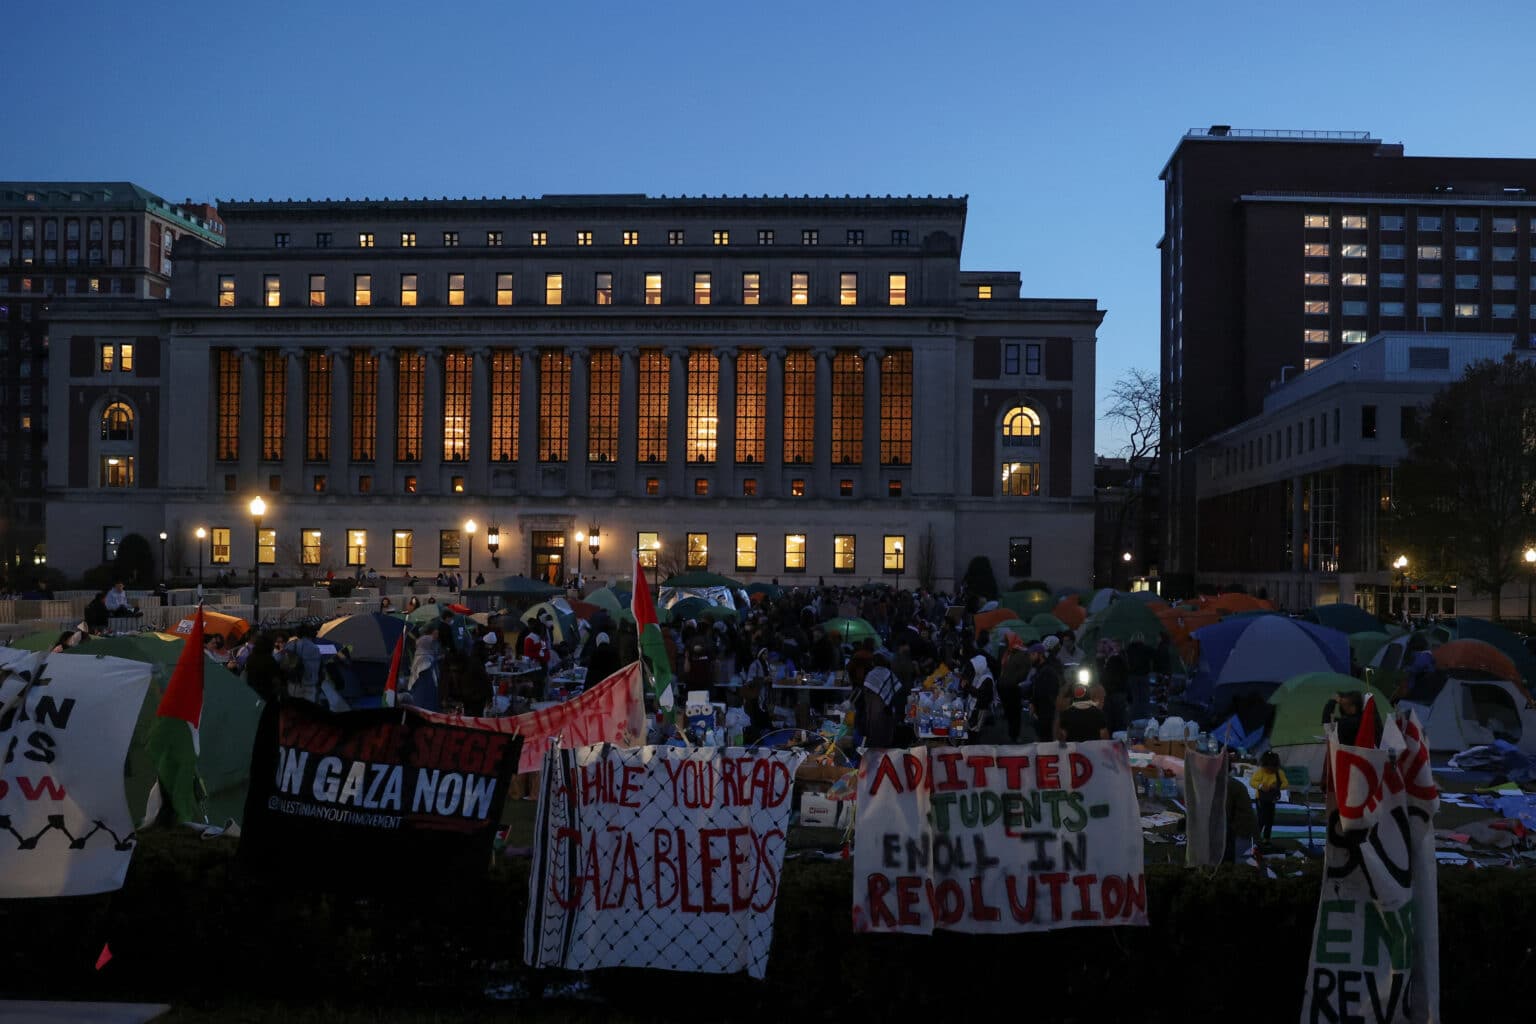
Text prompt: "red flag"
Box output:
[[384, 632, 405, 707], [632, 549, 658, 630], [158, 605, 205, 727], [1355, 693, 1379, 750], [95, 943, 112, 970]]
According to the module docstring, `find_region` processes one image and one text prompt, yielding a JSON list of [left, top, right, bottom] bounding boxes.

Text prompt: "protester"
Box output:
[[587, 632, 620, 684], [1224, 755, 1258, 865], [856, 649, 900, 748], [1321, 690, 1382, 746], [1056, 682, 1109, 742], [1027, 643, 1064, 740], [1250, 750, 1289, 847], [440, 650, 491, 716], [83, 591, 110, 634], [105, 582, 140, 618]]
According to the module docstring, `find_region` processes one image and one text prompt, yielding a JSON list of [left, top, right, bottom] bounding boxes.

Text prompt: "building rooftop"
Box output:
[[1261, 332, 1524, 414], [0, 181, 224, 241], [216, 193, 970, 216]]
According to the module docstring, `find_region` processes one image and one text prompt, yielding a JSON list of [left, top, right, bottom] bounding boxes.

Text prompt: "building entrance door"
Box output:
[[531, 531, 565, 586]]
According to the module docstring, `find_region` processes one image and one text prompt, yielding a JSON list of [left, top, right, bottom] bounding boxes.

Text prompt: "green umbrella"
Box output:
[[407, 603, 444, 625], [469, 575, 564, 599], [999, 589, 1053, 616], [668, 596, 716, 622], [663, 570, 745, 590], [989, 623, 1041, 652], [699, 603, 740, 622], [585, 586, 626, 618], [1308, 603, 1383, 635], [746, 582, 783, 598], [1029, 613, 1069, 634], [1348, 631, 1393, 668], [1268, 672, 1394, 749], [1080, 599, 1165, 650], [822, 617, 878, 644]]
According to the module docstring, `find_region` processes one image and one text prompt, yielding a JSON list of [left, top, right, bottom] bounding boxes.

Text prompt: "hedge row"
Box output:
[[1, 830, 1531, 1022]]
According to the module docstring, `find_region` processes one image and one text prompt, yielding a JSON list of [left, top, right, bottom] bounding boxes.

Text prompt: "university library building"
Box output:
[[44, 193, 1101, 589]]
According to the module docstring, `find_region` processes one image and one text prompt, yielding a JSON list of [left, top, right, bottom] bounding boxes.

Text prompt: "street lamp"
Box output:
[[486, 524, 500, 570], [588, 525, 601, 571], [574, 529, 586, 579], [894, 539, 904, 592], [1524, 547, 1536, 624], [1392, 555, 1409, 619], [249, 497, 267, 626], [158, 531, 168, 583], [463, 519, 477, 591], [195, 527, 206, 587]]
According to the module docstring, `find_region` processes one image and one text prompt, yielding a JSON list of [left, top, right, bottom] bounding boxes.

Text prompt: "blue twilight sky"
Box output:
[[7, 0, 1532, 453]]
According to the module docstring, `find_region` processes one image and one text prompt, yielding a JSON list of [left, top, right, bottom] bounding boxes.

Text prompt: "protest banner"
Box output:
[[525, 741, 807, 979], [415, 662, 645, 773], [852, 742, 1147, 934], [0, 648, 151, 898], [240, 702, 521, 886], [1301, 712, 1439, 1024]]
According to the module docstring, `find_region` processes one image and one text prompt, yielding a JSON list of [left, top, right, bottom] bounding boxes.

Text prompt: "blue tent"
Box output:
[[1186, 615, 1350, 705]]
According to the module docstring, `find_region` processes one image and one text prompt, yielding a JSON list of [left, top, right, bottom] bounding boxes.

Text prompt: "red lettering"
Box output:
[[699, 828, 729, 913], [1040, 872, 1070, 920], [931, 879, 965, 925], [967, 754, 995, 789], [727, 827, 753, 911], [1101, 874, 1125, 918], [904, 752, 926, 793], [750, 828, 784, 912], [721, 758, 742, 806], [896, 876, 924, 926], [652, 829, 678, 909], [549, 827, 584, 910], [934, 750, 967, 792], [1123, 874, 1147, 919], [1036, 753, 1061, 790], [677, 828, 703, 913], [620, 764, 645, 808], [1070, 874, 1101, 921], [868, 753, 905, 796], [1068, 753, 1093, 789], [867, 874, 897, 928], [15, 776, 66, 801], [1005, 874, 1037, 922], [969, 877, 1000, 922], [1334, 748, 1381, 820], [997, 755, 1031, 790]]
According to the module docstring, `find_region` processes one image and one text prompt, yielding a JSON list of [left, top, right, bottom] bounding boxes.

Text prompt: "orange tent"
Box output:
[[1201, 592, 1274, 615], [1155, 607, 1221, 666], [1433, 639, 1519, 684], [1052, 596, 1087, 630], [173, 609, 250, 644], [974, 607, 1020, 638]]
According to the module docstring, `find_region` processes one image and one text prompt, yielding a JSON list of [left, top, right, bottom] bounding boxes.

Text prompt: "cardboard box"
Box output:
[[799, 792, 843, 829], [1144, 739, 1191, 759]]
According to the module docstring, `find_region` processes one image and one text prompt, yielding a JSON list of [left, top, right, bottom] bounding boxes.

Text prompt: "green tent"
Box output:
[[1308, 603, 1383, 635], [822, 617, 878, 644], [1079, 599, 1165, 650], [668, 596, 716, 622], [1029, 613, 1069, 634], [663, 570, 745, 590], [1268, 672, 1394, 749], [468, 575, 564, 600], [999, 589, 1054, 616], [585, 586, 626, 618], [1347, 631, 1393, 668]]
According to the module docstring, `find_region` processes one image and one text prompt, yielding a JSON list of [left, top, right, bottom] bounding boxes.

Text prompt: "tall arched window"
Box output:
[[101, 401, 134, 441], [1000, 404, 1042, 496]]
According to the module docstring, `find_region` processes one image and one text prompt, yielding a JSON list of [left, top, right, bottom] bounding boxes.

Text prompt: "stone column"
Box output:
[[569, 347, 589, 495], [468, 347, 491, 495], [860, 347, 882, 497], [518, 349, 539, 494], [329, 347, 350, 495], [618, 347, 638, 494], [421, 347, 443, 494], [375, 346, 396, 492], [763, 347, 785, 498], [239, 349, 260, 489], [813, 347, 833, 497], [283, 347, 304, 493], [666, 346, 688, 496], [715, 347, 736, 480]]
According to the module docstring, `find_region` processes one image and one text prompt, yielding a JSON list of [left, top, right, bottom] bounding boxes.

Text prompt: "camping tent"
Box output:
[[1266, 672, 1396, 777], [1305, 603, 1382, 635], [1186, 615, 1349, 706], [1400, 677, 1536, 753]]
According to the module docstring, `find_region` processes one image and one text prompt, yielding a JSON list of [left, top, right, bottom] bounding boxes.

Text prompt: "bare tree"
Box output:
[[1101, 368, 1161, 587]]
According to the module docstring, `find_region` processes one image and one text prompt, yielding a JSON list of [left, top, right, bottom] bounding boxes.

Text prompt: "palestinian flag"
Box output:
[[146, 605, 208, 822], [383, 632, 405, 708], [633, 549, 675, 708]]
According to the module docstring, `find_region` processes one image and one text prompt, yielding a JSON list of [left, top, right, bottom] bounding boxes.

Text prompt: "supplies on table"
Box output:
[[907, 686, 973, 741]]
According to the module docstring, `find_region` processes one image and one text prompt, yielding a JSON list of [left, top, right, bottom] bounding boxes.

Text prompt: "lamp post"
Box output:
[[250, 497, 267, 626], [894, 540, 904, 592], [1121, 550, 1133, 589], [463, 519, 477, 592], [574, 529, 585, 579], [195, 527, 206, 587], [158, 531, 168, 583], [1392, 554, 1409, 620], [588, 525, 600, 573], [486, 525, 500, 570], [1524, 547, 1536, 624]]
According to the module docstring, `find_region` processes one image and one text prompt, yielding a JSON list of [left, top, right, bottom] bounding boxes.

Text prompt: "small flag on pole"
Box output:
[[146, 606, 207, 822], [632, 549, 675, 708], [383, 632, 405, 708]]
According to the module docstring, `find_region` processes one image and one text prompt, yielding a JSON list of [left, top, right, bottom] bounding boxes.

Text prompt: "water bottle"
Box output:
[[1143, 719, 1159, 743]]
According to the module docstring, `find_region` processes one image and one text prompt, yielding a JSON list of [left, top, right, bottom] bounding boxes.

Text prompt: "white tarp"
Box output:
[[525, 742, 806, 979], [1183, 748, 1228, 867], [1300, 711, 1440, 1024], [852, 742, 1148, 934], [0, 648, 151, 898]]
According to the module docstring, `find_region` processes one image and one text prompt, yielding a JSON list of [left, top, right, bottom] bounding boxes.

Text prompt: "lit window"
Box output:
[[1304, 329, 1329, 344], [274, 232, 290, 248], [447, 273, 465, 306], [118, 343, 133, 372], [452, 476, 464, 493], [646, 477, 660, 495], [801, 229, 818, 246], [442, 231, 459, 247], [257, 528, 276, 564], [359, 232, 374, 248], [668, 229, 684, 245], [546, 273, 563, 305], [404, 475, 417, 493], [1001, 461, 1040, 496], [595, 272, 613, 305], [622, 230, 639, 246], [211, 527, 232, 564], [347, 530, 367, 566], [264, 275, 281, 307], [576, 231, 592, 246], [693, 272, 711, 305], [742, 272, 760, 305], [1343, 330, 1368, 344], [742, 479, 757, 497], [301, 530, 322, 565], [1303, 243, 1330, 258], [1002, 405, 1041, 448], [1303, 358, 1327, 371], [487, 231, 503, 246], [840, 479, 854, 497], [1341, 215, 1366, 229], [791, 479, 806, 497], [531, 231, 547, 246], [1417, 245, 1442, 260], [1304, 300, 1329, 315], [400, 274, 418, 306], [439, 530, 461, 568], [791, 272, 809, 305], [1341, 273, 1367, 287], [1379, 215, 1404, 230], [401, 232, 416, 248], [496, 272, 513, 306], [393, 530, 413, 566], [101, 401, 134, 440], [784, 534, 806, 571], [888, 272, 907, 306], [758, 229, 774, 245], [713, 230, 729, 245], [735, 534, 757, 572], [354, 274, 372, 306], [1303, 272, 1329, 286], [645, 273, 663, 305], [1455, 303, 1479, 318], [100, 343, 114, 372], [1341, 243, 1366, 258], [977, 285, 992, 300], [834, 534, 856, 572], [694, 479, 709, 496], [309, 273, 326, 306], [883, 535, 905, 572], [840, 272, 858, 306], [687, 533, 708, 568], [1303, 213, 1330, 228]]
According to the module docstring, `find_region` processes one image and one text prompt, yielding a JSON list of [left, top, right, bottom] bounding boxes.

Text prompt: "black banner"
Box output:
[[240, 702, 521, 887]]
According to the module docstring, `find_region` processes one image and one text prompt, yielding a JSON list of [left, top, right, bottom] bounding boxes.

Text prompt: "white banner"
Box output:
[[1300, 712, 1439, 1024], [853, 742, 1147, 934], [0, 649, 151, 898], [525, 743, 807, 980]]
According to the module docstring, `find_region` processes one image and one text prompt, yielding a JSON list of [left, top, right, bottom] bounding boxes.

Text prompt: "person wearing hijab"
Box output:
[[586, 631, 621, 683]]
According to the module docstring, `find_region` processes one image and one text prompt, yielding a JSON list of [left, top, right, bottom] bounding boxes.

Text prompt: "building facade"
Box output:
[[1193, 332, 1530, 615], [1159, 128, 1536, 583], [0, 182, 223, 582], [45, 194, 1102, 590], [1092, 456, 1161, 591]]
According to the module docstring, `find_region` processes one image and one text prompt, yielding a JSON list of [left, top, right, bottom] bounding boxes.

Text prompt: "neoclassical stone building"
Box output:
[[46, 194, 1101, 589]]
